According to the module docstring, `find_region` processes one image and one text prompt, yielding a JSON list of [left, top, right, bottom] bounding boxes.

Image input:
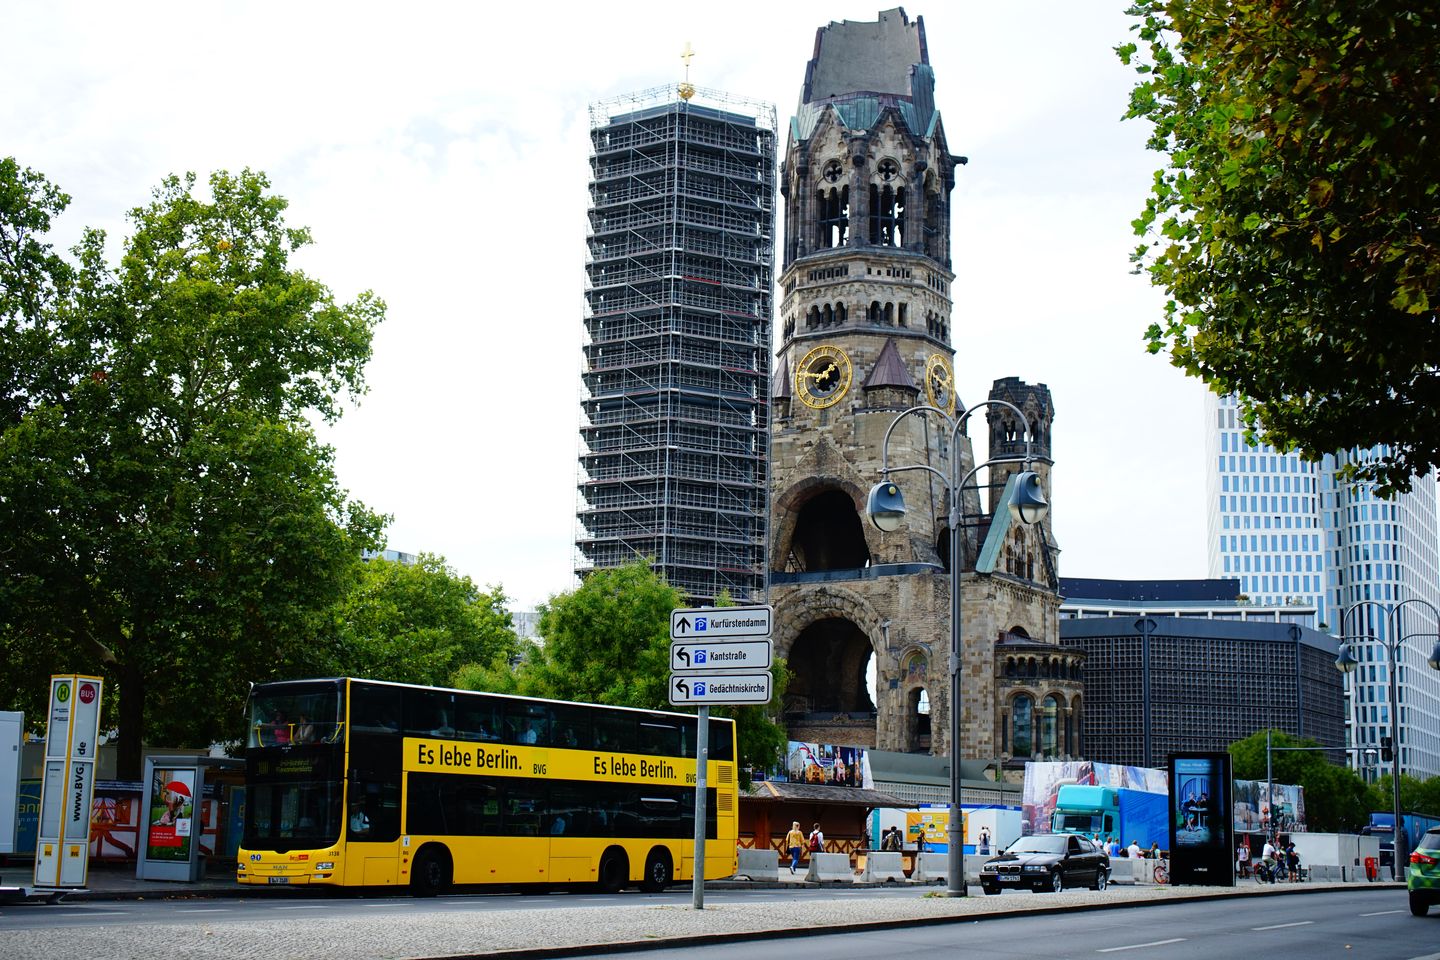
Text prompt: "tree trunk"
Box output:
[[116, 659, 145, 780]]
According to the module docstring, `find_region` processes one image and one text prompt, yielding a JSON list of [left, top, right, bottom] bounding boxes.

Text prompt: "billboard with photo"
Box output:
[[776, 741, 873, 789], [1021, 761, 1168, 836]]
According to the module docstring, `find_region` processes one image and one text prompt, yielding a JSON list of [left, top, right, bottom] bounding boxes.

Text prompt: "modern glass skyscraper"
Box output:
[[1206, 392, 1440, 779]]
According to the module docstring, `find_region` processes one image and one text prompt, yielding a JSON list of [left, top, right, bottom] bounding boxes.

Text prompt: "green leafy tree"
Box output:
[[333, 554, 518, 686], [454, 558, 789, 777], [1365, 772, 1440, 819], [1230, 729, 1370, 832], [1120, 3, 1440, 493], [0, 161, 385, 776]]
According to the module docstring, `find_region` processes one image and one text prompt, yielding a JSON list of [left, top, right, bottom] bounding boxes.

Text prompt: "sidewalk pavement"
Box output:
[[0, 858, 1404, 902]]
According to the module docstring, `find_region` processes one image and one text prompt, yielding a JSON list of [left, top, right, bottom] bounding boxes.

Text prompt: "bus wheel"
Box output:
[[598, 849, 628, 894], [411, 846, 451, 897], [641, 849, 672, 893]]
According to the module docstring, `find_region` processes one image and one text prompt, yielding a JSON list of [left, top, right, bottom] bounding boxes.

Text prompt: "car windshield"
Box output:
[[1006, 836, 1066, 855]]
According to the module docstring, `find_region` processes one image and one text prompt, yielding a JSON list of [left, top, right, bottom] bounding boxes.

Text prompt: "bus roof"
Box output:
[[249, 677, 736, 725]]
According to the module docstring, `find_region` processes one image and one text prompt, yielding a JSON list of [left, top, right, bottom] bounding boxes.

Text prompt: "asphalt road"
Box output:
[[593, 889, 1439, 960], [0, 885, 1429, 960]]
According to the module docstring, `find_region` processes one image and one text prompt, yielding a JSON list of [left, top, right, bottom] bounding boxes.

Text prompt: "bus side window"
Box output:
[[505, 705, 550, 746], [593, 715, 635, 754], [456, 699, 500, 741], [551, 705, 589, 750], [351, 683, 402, 733]]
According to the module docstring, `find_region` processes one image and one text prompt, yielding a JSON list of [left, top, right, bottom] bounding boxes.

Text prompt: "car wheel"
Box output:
[[1410, 891, 1430, 917], [1092, 869, 1109, 892], [641, 849, 672, 893], [1050, 869, 1064, 893]]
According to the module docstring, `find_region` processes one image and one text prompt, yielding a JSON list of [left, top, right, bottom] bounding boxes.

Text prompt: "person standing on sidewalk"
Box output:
[[785, 821, 806, 874]]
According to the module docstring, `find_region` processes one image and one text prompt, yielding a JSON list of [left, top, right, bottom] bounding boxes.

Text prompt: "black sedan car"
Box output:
[[978, 834, 1110, 894]]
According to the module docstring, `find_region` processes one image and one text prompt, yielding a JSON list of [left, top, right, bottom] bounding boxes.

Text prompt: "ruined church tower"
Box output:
[[770, 9, 1075, 772]]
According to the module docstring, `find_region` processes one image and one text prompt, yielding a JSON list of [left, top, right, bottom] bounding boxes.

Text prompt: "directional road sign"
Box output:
[[670, 605, 772, 641], [669, 673, 772, 706], [670, 639, 773, 673]]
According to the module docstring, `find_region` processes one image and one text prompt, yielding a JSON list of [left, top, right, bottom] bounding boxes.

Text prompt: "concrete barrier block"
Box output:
[[804, 852, 854, 883], [860, 851, 907, 883], [735, 847, 777, 880], [910, 851, 948, 884], [1109, 859, 1136, 883]]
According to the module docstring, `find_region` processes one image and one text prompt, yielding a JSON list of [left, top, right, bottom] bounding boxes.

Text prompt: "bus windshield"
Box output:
[[246, 751, 345, 851], [248, 681, 343, 747]]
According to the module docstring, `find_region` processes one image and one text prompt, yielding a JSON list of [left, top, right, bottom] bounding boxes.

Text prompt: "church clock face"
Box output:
[[925, 353, 956, 416], [796, 344, 853, 409]]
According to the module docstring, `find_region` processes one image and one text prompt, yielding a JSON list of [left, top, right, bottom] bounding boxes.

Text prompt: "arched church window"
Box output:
[[1041, 694, 1061, 758], [1011, 695, 1034, 757]]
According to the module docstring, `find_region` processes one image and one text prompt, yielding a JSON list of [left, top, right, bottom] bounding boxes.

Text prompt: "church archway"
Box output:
[[789, 489, 870, 571], [784, 617, 877, 719]]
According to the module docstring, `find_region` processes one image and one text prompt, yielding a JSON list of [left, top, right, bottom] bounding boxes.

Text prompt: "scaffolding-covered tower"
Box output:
[[579, 85, 778, 604]]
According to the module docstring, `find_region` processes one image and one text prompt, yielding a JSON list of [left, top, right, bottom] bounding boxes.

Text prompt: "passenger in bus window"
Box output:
[[272, 711, 291, 745], [350, 801, 370, 837], [520, 721, 539, 745]]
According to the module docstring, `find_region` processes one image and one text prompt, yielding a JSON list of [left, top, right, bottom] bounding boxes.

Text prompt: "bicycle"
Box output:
[[1254, 858, 1285, 884]]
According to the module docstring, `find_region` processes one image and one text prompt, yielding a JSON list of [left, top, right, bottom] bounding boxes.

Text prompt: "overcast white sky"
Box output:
[[3, 2, 1210, 611]]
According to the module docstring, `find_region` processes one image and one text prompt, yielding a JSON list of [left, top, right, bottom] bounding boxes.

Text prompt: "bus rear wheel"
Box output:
[[641, 849, 672, 892], [411, 846, 452, 897], [598, 850, 628, 894]]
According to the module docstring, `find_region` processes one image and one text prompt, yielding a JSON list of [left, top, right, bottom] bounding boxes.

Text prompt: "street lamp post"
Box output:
[[1335, 598, 1440, 880], [866, 400, 1049, 898]]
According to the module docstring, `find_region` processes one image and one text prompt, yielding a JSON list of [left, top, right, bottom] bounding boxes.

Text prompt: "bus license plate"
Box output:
[[268, 877, 289, 884]]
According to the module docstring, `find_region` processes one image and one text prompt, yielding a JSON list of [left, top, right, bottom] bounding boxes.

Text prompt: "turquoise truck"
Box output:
[[1050, 784, 1170, 850]]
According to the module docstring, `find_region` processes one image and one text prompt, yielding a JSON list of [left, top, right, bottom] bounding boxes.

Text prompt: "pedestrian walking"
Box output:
[[785, 821, 805, 874]]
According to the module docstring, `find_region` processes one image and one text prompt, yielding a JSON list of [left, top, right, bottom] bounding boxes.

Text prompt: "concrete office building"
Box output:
[[1059, 578, 1344, 769], [1206, 392, 1440, 778], [578, 85, 777, 605]]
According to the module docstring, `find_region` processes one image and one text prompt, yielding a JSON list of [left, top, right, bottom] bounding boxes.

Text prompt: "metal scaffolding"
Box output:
[[578, 85, 777, 604]]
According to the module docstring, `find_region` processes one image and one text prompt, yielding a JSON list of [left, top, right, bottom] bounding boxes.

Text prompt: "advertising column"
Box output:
[[34, 675, 104, 888], [1167, 752, 1234, 887]]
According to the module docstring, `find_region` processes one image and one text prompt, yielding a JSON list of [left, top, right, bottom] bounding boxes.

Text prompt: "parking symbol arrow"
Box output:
[[674, 678, 689, 698], [674, 616, 692, 635], [677, 647, 691, 667]]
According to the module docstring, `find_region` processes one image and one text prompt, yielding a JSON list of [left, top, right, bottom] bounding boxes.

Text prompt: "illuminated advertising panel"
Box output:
[[1167, 753, 1234, 886]]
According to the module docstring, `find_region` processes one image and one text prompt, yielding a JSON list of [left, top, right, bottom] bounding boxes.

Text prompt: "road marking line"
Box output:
[[1253, 921, 1314, 931], [1098, 938, 1186, 953], [1361, 909, 1405, 916], [273, 905, 325, 910], [179, 908, 229, 913]]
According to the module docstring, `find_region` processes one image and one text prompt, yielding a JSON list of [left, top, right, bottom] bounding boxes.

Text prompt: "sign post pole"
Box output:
[[691, 706, 708, 910]]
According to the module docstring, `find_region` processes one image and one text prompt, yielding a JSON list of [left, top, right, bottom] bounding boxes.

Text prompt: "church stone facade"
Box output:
[[770, 9, 1079, 772]]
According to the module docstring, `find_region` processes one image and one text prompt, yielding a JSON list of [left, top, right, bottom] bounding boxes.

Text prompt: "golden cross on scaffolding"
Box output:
[[681, 41, 695, 80]]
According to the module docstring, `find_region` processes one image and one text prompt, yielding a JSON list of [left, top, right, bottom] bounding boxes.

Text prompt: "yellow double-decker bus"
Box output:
[[236, 678, 738, 895]]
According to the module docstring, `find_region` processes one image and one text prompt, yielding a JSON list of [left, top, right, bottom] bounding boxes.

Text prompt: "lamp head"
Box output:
[[1009, 471, 1048, 526], [867, 480, 906, 533], [1334, 642, 1360, 674], [1429, 640, 1440, 672]]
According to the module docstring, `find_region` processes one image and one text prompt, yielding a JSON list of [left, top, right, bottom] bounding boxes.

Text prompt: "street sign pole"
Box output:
[[691, 705, 708, 911], [669, 605, 774, 910]]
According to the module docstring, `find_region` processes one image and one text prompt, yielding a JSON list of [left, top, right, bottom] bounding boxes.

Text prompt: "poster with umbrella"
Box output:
[[145, 769, 196, 862]]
